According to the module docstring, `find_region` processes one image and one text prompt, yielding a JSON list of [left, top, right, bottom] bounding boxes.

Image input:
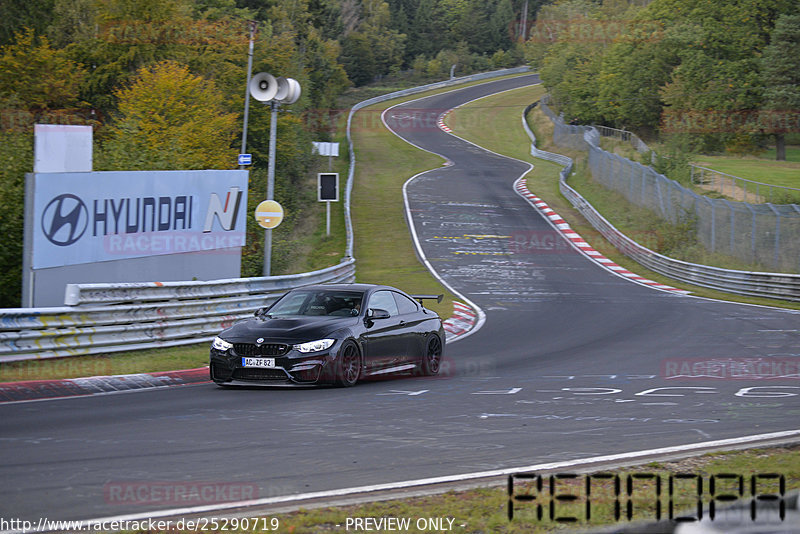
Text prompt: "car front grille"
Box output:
[[211, 362, 232, 380], [233, 343, 290, 357], [232, 368, 288, 381]]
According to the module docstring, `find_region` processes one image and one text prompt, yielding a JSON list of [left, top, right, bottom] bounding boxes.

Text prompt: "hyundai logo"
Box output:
[[256, 338, 265, 344], [41, 194, 88, 246]]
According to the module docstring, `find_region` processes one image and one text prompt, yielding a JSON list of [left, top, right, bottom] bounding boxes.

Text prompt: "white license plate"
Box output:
[[242, 357, 276, 368]]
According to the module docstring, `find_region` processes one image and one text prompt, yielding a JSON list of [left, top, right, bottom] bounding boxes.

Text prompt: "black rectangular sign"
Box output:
[[318, 173, 339, 202]]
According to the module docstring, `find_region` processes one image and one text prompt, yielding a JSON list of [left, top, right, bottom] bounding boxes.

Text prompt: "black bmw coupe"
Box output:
[[209, 283, 445, 387]]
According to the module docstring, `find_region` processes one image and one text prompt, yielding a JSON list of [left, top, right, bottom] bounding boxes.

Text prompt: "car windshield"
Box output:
[[267, 289, 364, 317]]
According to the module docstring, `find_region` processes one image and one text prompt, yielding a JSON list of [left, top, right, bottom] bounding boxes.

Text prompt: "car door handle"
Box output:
[[399, 321, 406, 326]]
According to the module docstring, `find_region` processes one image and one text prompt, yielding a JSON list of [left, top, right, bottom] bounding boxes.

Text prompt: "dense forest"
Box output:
[[1, 0, 798, 308], [0, 0, 538, 307], [533, 0, 800, 156]]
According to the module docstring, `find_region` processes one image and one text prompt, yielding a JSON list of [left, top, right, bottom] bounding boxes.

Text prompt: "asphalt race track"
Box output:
[[2, 74, 799, 524]]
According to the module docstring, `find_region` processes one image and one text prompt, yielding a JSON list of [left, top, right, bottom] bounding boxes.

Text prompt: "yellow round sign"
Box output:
[[255, 200, 284, 229]]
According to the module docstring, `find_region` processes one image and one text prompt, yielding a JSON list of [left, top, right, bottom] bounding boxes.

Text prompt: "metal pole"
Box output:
[[327, 152, 333, 236], [263, 101, 278, 276], [240, 21, 257, 169], [326, 201, 331, 236], [520, 0, 528, 41], [772, 205, 780, 269], [710, 199, 716, 252]]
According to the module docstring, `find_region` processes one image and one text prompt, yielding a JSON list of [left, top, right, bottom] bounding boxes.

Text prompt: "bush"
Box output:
[[651, 134, 695, 185], [0, 131, 30, 307]]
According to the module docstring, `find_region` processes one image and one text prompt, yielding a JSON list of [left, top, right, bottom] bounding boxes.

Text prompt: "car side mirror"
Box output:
[[255, 307, 268, 317], [367, 308, 391, 320]]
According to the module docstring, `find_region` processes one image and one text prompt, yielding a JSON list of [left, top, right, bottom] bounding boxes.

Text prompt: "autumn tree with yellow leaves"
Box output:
[[99, 60, 238, 170]]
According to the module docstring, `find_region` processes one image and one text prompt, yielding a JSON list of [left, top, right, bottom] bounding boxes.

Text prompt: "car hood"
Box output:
[[219, 316, 358, 344]]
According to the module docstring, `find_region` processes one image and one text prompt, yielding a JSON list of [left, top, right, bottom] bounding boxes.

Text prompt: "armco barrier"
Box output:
[[345, 66, 531, 257], [523, 102, 800, 302], [540, 98, 800, 273], [0, 69, 529, 363], [0, 259, 355, 362]]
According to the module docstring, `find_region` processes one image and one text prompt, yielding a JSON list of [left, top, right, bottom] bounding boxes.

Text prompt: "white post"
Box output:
[[327, 153, 333, 235], [326, 201, 331, 236], [263, 101, 278, 276]]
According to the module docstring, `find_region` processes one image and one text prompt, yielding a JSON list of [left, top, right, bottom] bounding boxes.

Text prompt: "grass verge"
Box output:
[[347, 72, 538, 317], [348, 72, 540, 317], [0, 344, 210, 382], [13, 77, 799, 533], [234, 87, 800, 534], [0, 73, 532, 382], [694, 151, 800, 189], [348, 99, 451, 318], [445, 86, 800, 311], [164, 445, 799, 533]]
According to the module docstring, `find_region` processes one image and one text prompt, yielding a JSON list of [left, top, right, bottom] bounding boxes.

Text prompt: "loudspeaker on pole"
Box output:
[[250, 73, 301, 104], [249, 72, 278, 102], [281, 78, 302, 104]]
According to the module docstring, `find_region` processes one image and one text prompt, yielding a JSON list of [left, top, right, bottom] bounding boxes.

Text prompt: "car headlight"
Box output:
[[294, 339, 335, 353], [212, 336, 233, 351]]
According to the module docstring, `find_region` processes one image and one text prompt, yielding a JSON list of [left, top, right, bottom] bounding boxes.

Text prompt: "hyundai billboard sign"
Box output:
[[31, 170, 248, 269]]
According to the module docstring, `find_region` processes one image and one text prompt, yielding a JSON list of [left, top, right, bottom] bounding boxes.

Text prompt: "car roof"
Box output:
[[294, 283, 388, 291]]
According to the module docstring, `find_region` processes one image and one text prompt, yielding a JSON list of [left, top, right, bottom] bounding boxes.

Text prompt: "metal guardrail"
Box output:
[[523, 102, 572, 167], [523, 102, 800, 302], [590, 123, 800, 204], [591, 124, 653, 156], [690, 163, 800, 204], [540, 96, 800, 273], [0, 260, 356, 362], [345, 66, 531, 257], [0, 68, 530, 364]]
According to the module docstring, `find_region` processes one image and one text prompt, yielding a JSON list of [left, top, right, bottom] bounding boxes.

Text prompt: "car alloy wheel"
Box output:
[[421, 335, 442, 376], [336, 341, 361, 387]]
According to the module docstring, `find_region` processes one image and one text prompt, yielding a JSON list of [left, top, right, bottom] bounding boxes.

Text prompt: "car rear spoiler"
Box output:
[[411, 294, 443, 305]]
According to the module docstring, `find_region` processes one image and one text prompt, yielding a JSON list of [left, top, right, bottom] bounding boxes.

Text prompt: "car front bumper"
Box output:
[[209, 347, 338, 385]]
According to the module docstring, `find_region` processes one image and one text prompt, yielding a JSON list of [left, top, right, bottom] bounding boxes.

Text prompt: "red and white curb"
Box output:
[[436, 106, 687, 296], [0, 299, 478, 402], [437, 111, 452, 133], [0, 367, 210, 403], [443, 301, 477, 341], [514, 178, 690, 295]]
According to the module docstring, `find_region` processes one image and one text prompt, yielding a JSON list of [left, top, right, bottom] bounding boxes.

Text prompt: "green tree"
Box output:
[[47, 0, 98, 48], [308, 0, 345, 40], [0, 0, 55, 46], [539, 11, 606, 125], [340, 32, 377, 85], [65, 0, 238, 115], [760, 13, 800, 161], [538, 0, 798, 151], [489, 0, 515, 52], [450, 0, 494, 55], [0, 30, 92, 307], [533, 0, 611, 123], [99, 60, 237, 170], [339, 0, 406, 85], [304, 26, 351, 111], [597, 19, 679, 130], [648, 0, 795, 151], [0, 131, 30, 307], [406, 0, 443, 60], [0, 29, 87, 111]]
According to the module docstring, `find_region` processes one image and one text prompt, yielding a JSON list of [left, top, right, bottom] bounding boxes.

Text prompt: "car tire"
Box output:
[[421, 334, 442, 376], [335, 341, 361, 387]]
